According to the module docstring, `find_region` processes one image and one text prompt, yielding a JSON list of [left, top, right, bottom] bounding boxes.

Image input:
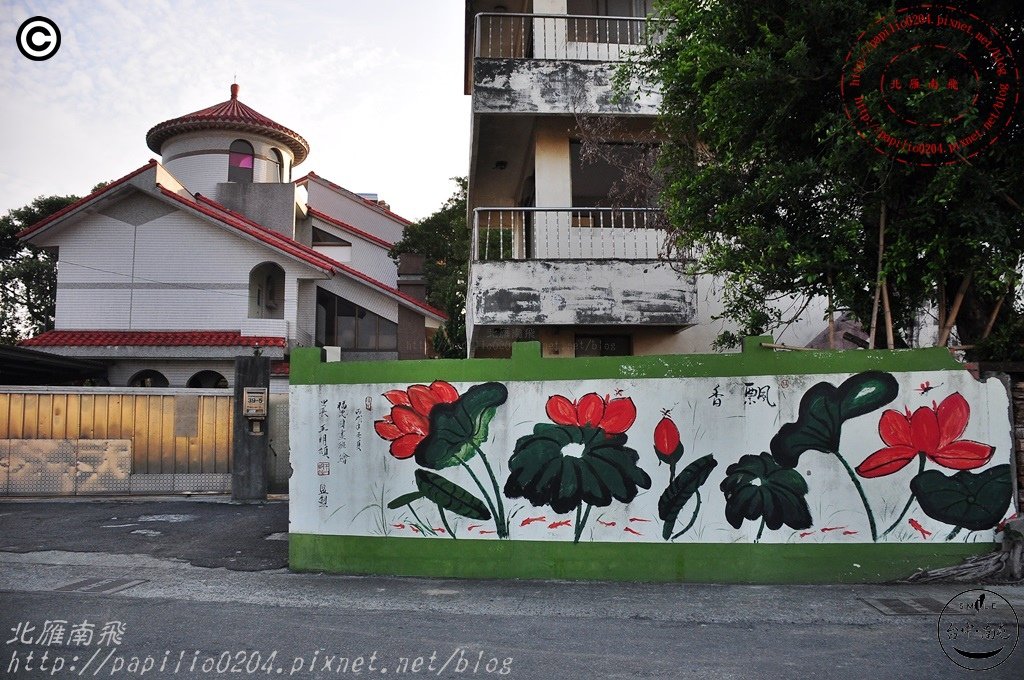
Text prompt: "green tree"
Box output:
[[0, 194, 80, 344], [390, 178, 469, 358], [630, 0, 1024, 353]]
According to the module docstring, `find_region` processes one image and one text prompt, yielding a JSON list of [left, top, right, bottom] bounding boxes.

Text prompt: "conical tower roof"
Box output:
[[146, 84, 309, 164]]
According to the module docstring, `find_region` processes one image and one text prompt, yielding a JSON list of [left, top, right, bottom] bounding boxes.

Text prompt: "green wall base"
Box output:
[[289, 533, 995, 584]]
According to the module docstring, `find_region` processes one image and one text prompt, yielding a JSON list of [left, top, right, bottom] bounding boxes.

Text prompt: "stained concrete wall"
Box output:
[[474, 59, 660, 115], [470, 259, 697, 327]]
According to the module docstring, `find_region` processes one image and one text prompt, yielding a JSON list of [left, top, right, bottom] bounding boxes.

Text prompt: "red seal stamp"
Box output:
[[841, 4, 1019, 166]]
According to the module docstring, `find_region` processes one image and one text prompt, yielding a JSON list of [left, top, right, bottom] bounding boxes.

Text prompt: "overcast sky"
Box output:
[[0, 1, 470, 221]]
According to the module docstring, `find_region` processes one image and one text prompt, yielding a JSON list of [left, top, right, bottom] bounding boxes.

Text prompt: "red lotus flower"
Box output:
[[855, 392, 995, 478], [373, 381, 459, 459], [653, 414, 684, 466], [544, 392, 636, 435]]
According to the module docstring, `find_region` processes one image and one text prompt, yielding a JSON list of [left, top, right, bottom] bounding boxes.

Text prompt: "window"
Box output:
[[574, 334, 631, 357], [271, 148, 286, 182], [311, 227, 351, 247], [249, 262, 285, 319], [570, 141, 659, 208], [187, 371, 228, 388], [228, 139, 254, 183], [128, 370, 169, 388], [567, 0, 653, 17], [316, 288, 398, 351]]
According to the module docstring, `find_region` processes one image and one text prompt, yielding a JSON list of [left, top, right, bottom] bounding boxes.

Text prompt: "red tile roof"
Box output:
[[146, 84, 309, 163], [17, 160, 158, 239], [189, 193, 446, 320], [296, 172, 413, 226], [162, 188, 338, 273], [307, 207, 395, 249], [333, 257, 447, 320], [271, 361, 290, 376], [21, 331, 286, 348], [19, 158, 445, 323]]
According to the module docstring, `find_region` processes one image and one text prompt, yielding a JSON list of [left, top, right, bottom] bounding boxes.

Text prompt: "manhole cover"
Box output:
[[55, 578, 148, 594]]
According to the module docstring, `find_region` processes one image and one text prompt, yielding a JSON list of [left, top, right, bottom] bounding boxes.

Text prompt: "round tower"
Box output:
[[145, 84, 309, 197]]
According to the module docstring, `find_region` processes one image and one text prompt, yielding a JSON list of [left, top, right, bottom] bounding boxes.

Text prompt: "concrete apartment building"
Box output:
[[464, 1, 823, 358], [17, 85, 444, 390]]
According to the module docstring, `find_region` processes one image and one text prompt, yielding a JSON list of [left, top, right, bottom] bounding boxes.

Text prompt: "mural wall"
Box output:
[[291, 357, 1015, 550]]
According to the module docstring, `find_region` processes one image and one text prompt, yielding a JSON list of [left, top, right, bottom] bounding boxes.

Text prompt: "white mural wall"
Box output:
[[290, 370, 1015, 545]]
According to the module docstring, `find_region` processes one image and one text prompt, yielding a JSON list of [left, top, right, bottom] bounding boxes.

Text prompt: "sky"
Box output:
[[0, 0, 471, 222]]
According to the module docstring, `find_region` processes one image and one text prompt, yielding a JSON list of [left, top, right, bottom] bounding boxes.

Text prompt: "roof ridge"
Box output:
[[159, 188, 337, 273], [296, 172, 412, 226], [192, 193, 348, 268], [20, 330, 287, 348], [188, 194, 442, 319], [307, 207, 395, 249], [331, 258, 447, 320]]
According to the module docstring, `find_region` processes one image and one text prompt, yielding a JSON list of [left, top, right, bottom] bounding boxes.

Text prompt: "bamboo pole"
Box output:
[[937, 279, 947, 335], [981, 292, 1007, 340], [760, 343, 819, 352], [868, 203, 887, 349], [937, 274, 972, 347], [881, 280, 895, 349], [827, 272, 836, 349]]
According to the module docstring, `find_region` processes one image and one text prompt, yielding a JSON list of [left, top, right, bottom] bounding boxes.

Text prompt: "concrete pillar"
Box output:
[[534, 120, 573, 258], [232, 356, 270, 500], [533, 0, 567, 11], [534, 120, 572, 207]]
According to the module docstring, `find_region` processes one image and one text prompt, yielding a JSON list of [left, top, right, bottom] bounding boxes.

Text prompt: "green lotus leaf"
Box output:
[[386, 491, 425, 510], [720, 452, 812, 531], [909, 464, 1012, 531], [837, 371, 900, 420], [771, 372, 898, 468], [505, 424, 652, 514], [415, 382, 508, 470], [414, 469, 491, 521], [658, 454, 718, 540]]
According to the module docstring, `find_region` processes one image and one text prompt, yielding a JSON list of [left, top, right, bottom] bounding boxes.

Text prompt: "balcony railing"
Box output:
[[475, 13, 651, 62], [473, 207, 668, 262]]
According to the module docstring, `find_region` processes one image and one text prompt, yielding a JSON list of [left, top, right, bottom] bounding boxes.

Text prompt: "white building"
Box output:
[[464, 1, 824, 357], [17, 85, 444, 389]]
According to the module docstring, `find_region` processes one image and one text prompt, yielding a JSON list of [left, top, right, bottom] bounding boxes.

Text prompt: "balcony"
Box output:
[[470, 13, 661, 115], [474, 207, 670, 260], [468, 207, 697, 332], [475, 13, 650, 62]]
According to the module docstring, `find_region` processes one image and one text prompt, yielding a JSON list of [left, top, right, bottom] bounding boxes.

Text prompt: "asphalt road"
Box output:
[[0, 497, 1022, 679], [0, 497, 287, 570]]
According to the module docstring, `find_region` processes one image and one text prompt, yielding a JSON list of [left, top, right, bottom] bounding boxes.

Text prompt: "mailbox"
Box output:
[[242, 387, 269, 434]]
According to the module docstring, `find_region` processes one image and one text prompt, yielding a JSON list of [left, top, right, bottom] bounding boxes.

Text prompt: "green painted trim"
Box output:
[[290, 337, 964, 386], [289, 533, 993, 584]]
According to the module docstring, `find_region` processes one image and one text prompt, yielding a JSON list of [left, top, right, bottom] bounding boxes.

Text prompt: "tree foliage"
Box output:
[[630, 0, 1024, 353], [390, 178, 468, 357], [0, 194, 79, 344]]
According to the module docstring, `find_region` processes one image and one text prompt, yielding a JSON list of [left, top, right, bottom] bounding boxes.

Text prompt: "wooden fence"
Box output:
[[0, 388, 233, 474]]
